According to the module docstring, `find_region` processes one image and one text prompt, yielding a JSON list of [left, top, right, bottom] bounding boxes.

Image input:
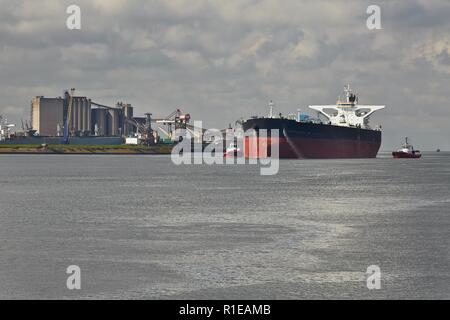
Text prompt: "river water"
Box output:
[[0, 153, 449, 299]]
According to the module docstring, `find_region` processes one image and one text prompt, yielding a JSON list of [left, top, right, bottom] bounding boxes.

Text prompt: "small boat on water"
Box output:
[[224, 142, 242, 158], [392, 137, 422, 159]]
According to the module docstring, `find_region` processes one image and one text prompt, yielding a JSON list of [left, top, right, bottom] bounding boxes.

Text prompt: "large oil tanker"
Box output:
[[242, 85, 385, 159]]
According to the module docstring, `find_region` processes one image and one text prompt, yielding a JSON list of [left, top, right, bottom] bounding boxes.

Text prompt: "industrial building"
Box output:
[[0, 115, 15, 141], [31, 95, 135, 138], [27, 89, 192, 146], [70, 96, 91, 136], [31, 95, 91, 136], [31, 96, 64, 136]]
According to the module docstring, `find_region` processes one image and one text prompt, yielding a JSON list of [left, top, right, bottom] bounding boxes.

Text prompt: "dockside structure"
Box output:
[[31, 96, 136, 137]]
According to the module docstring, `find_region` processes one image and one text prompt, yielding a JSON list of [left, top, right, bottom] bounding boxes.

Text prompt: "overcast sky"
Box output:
[[1, 0, 450, 149]]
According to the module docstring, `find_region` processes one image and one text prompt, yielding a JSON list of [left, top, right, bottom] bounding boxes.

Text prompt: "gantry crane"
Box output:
[[153, 109, 191, 141]]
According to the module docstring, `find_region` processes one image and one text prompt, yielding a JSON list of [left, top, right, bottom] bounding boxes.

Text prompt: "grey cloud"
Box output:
[[0, 0, 450, 150]]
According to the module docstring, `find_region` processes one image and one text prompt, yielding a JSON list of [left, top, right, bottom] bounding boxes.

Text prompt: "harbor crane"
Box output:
[[154, 109, 191, 141], [61, 88, 75, 144]]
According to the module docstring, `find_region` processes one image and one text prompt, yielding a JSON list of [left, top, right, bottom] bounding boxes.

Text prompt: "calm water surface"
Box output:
[[0, 153, 449, 299]]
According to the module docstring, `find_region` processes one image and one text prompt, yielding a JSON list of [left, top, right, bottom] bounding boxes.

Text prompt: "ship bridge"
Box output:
[[309, 85, 385, 129]]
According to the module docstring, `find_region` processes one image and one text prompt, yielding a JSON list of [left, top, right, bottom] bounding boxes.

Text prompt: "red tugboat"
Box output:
[[392, 137, 422, 159]]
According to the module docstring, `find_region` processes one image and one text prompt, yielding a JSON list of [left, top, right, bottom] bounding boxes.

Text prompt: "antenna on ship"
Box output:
[[404, 137, 410, 148], [268, 100, 274, 118]]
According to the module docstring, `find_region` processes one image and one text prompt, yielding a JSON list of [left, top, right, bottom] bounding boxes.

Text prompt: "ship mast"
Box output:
[[268, 100, 275, 118]]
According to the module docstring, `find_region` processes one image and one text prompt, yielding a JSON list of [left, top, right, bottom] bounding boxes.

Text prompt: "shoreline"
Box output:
[[0, 144, 173, 155]]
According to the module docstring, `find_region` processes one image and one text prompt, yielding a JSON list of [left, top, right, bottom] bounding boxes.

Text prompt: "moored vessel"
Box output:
[[242, 85, 385, 159]]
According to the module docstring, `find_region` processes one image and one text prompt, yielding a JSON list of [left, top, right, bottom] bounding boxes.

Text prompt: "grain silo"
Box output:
[[91, 108, 107, 136]]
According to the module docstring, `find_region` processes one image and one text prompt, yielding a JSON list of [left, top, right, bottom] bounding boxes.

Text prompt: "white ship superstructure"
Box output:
[[309, 85, 385, 129]]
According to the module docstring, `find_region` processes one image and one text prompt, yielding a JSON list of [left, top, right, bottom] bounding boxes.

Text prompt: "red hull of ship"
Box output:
[[392, 152, 422, 159], [244, 137, 381, 159]]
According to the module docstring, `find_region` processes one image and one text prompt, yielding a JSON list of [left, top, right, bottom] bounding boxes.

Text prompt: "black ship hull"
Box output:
[[242, 118, 382, 159]]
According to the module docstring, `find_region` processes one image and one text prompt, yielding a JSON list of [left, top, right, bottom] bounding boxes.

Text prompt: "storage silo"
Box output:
[[72, 99, 79, 133], [84, 99, 91, 134], [91, 108, 107, 136], [107, 109, 120, 136], [31, 96, 64, 136], [119, 103, 134, 136], [78, 99, 83, 134]]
